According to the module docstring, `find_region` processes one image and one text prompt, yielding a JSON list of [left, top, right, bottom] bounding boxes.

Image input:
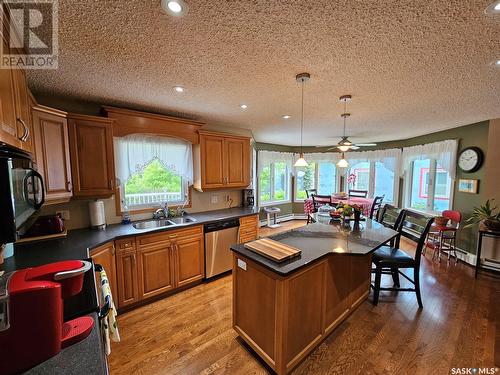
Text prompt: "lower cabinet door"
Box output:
[[116, 250, 139, 307], [175, 235, 205, 287], [137, 246, 175, 299], [90, 242, 117, 308]]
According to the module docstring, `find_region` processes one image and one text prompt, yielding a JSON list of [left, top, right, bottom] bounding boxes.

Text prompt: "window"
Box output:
[[374, 162, 395, 203], [114, 135, 193, 211], [294, 161, 337, 200], [123, 159, 187, 208], [295, 162, 316, 200], [408, 159, 452, 213], [259, 162, 291, 204], [348, 162, 370, 191]]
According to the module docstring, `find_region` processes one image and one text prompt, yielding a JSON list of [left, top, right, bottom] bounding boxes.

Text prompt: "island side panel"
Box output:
[[282, 261, 326, 370], [349, 254, 372, 309], [324, 255, 352, 334], [232, 254, 279, 369]]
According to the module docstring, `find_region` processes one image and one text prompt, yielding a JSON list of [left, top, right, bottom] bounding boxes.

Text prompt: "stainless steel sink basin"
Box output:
[[169, 216, 197, 225], [133, 219, 175, 230], [132, 216, 196, 230]]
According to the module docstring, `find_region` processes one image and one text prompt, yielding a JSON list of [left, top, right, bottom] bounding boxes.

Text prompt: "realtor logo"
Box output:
[[1, 0, 58, 69]]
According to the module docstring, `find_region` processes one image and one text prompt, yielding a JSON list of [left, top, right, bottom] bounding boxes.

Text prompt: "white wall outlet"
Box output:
[[237, 259, 247, 271], [211, 195, 218, 204], [56, 210, 70, 220]]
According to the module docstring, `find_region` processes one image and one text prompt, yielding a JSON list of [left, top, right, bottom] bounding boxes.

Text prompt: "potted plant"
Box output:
[[464, 199, 500, 231]]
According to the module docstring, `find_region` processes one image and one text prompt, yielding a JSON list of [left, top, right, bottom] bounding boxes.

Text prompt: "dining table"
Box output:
[[304, 196, 374, 216]]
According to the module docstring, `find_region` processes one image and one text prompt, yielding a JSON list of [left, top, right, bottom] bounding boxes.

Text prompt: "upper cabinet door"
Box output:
[[12, 69, 33, 154], [0, 38, 21, 149], [225, 137, 250, 187], [32, 107, 72, 203], [67, 114, 115, 198], [201, 135, 225, 189]]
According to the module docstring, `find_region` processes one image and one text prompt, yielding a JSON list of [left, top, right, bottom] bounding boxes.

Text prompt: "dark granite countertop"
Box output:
[[2, 206, 259, 272], [0, 206, 258, 375], [231, 216, 399, 276], [23, 313, 107, 375]]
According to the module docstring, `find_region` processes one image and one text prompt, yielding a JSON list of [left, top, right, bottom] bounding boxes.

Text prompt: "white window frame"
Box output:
[[344, 161, 399, 204], [404, 159, 454, 215], [293, 161, 341, 202], [258, 162, 292, 206]]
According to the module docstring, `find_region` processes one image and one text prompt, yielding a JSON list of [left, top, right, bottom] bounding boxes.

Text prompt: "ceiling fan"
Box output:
[[326, 95, 377, 152]]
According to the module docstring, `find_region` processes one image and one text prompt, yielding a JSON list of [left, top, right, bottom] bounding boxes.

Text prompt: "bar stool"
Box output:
[[264, 207, 281, 228], [424, 210, 461, 263]]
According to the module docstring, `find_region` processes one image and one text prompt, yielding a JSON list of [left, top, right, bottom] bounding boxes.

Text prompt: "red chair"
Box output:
[[424, 210, 462, 263]]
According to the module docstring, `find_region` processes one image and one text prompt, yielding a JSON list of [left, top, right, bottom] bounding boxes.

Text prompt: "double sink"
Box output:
[[133, 216, 197, 230]]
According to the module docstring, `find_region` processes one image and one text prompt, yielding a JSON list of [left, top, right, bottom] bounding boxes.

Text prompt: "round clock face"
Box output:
[[458, 148, 482, 172]]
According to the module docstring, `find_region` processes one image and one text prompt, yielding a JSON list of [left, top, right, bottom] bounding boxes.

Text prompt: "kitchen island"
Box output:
[[230, 215, 399, 375]]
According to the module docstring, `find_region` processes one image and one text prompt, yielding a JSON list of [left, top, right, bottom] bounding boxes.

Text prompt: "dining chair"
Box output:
[[371, 210, 435, 308], [369, 195, 385, 219], [424, 210, 462, 263], [348, 189, 368, 198], [305, 189, 317, 198], [311, 194, 332, 211]]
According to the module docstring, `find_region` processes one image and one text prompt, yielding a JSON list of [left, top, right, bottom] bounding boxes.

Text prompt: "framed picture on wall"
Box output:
[[458, 179, 479, 194]]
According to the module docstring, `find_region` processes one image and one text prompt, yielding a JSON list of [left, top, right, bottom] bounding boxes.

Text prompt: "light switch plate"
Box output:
[[211, 195, 218, 204], [237, 259, 247, 271]]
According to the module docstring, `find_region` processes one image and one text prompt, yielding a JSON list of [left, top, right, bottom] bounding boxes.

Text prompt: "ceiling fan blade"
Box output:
[[354, 143, 377, 147], [350, 146, 360, 150]]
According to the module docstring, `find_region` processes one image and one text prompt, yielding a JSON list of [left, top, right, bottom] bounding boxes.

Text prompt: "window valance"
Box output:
[[258, 150, 294, 175], [297, 152, 341, 163], [401, 139, 458, 179], [114, 134, 193, 186], [345, 148, 402, 175]]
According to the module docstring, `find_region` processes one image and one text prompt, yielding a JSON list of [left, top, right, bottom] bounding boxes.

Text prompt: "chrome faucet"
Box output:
[[153, 202, 169, 219]]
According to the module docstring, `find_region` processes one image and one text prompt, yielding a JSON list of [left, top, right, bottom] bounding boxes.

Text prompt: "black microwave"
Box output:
[[0, 145, 45, 243]]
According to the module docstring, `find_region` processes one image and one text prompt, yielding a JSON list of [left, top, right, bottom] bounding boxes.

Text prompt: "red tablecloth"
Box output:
[[304, 197, 374, 216]]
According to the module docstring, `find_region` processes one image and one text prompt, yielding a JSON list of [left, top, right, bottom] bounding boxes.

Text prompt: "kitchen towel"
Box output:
[[99, 269, 120, 355]]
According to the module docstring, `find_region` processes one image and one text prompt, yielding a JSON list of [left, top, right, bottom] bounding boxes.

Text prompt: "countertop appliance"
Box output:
[[204, 219, 240, 278], [0, 145, 45, 243], [0, 260, 94, 375]]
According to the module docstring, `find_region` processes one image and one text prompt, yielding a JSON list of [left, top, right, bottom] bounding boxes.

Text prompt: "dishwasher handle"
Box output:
[[204, 219, 240, 233]]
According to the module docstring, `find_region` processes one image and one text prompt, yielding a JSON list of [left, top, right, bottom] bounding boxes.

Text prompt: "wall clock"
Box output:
[[458, 147, 483, 173]]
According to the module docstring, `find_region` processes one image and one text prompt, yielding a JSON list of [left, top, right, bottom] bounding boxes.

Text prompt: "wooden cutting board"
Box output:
[[244, 238, 301, 263]]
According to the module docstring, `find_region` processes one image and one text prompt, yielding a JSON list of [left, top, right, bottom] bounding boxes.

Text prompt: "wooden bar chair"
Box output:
[[348, 189, 368, 198], [371, 210, 435, 308]]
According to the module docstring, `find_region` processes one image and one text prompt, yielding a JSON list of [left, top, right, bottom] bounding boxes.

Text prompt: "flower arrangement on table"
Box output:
[[330, 203, 364, 221]]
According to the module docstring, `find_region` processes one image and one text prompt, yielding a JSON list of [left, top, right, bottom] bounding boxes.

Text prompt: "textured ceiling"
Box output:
[[28, 0, 500, 146]]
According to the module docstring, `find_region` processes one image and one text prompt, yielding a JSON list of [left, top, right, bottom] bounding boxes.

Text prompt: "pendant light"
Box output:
[[337, 152, 349, 168], [294, 73, 310, 167]]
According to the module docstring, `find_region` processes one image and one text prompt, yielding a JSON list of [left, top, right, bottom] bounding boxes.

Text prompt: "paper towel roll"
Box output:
[[89, 200, 106, 230]]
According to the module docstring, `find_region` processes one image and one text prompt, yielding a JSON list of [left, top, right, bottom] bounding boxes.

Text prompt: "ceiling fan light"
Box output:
[[338, 145, 351, 152], [294, 153, 309, 167]]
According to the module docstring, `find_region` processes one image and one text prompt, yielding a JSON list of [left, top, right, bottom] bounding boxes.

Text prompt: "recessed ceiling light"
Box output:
[[161, 0, 188, 16], [496, 59, 500, 65], [174, 86, 184, 93], [240, 104, 248, 109], [282, 115, 291, 119], [485, 1, 500, 13]]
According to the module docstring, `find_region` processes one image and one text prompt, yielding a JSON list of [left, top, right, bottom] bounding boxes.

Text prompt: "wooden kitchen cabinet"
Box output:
[[12, 68, 33, 154], [174, 232, 205, 287], [32, 106, 73, 204], [115, 225, 204, 310], [194, 131, 251, 191], [90, 242, 118, 308], [137, 244, 175, 300], [239, 214, 259, 243], [67, 114, 115, 198], [116, 239, 140, 308]]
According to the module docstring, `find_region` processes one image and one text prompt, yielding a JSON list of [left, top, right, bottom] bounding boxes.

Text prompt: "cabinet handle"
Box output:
[[17, 118, 28, 142], [132, 253, 136, 264], [112, 246, 115, 256], [109, 179, 114, 190], [66, 181, 72, 192]]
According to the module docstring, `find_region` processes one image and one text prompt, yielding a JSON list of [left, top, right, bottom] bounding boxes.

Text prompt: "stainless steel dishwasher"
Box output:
[[204, 219, 240, 278]]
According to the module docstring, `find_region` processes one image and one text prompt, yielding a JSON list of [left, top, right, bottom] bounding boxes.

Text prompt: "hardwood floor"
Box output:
[[109, 220, 499, 374]]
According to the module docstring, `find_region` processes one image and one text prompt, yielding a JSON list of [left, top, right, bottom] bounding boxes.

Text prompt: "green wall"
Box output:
[[256, 121, 490, 254]]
